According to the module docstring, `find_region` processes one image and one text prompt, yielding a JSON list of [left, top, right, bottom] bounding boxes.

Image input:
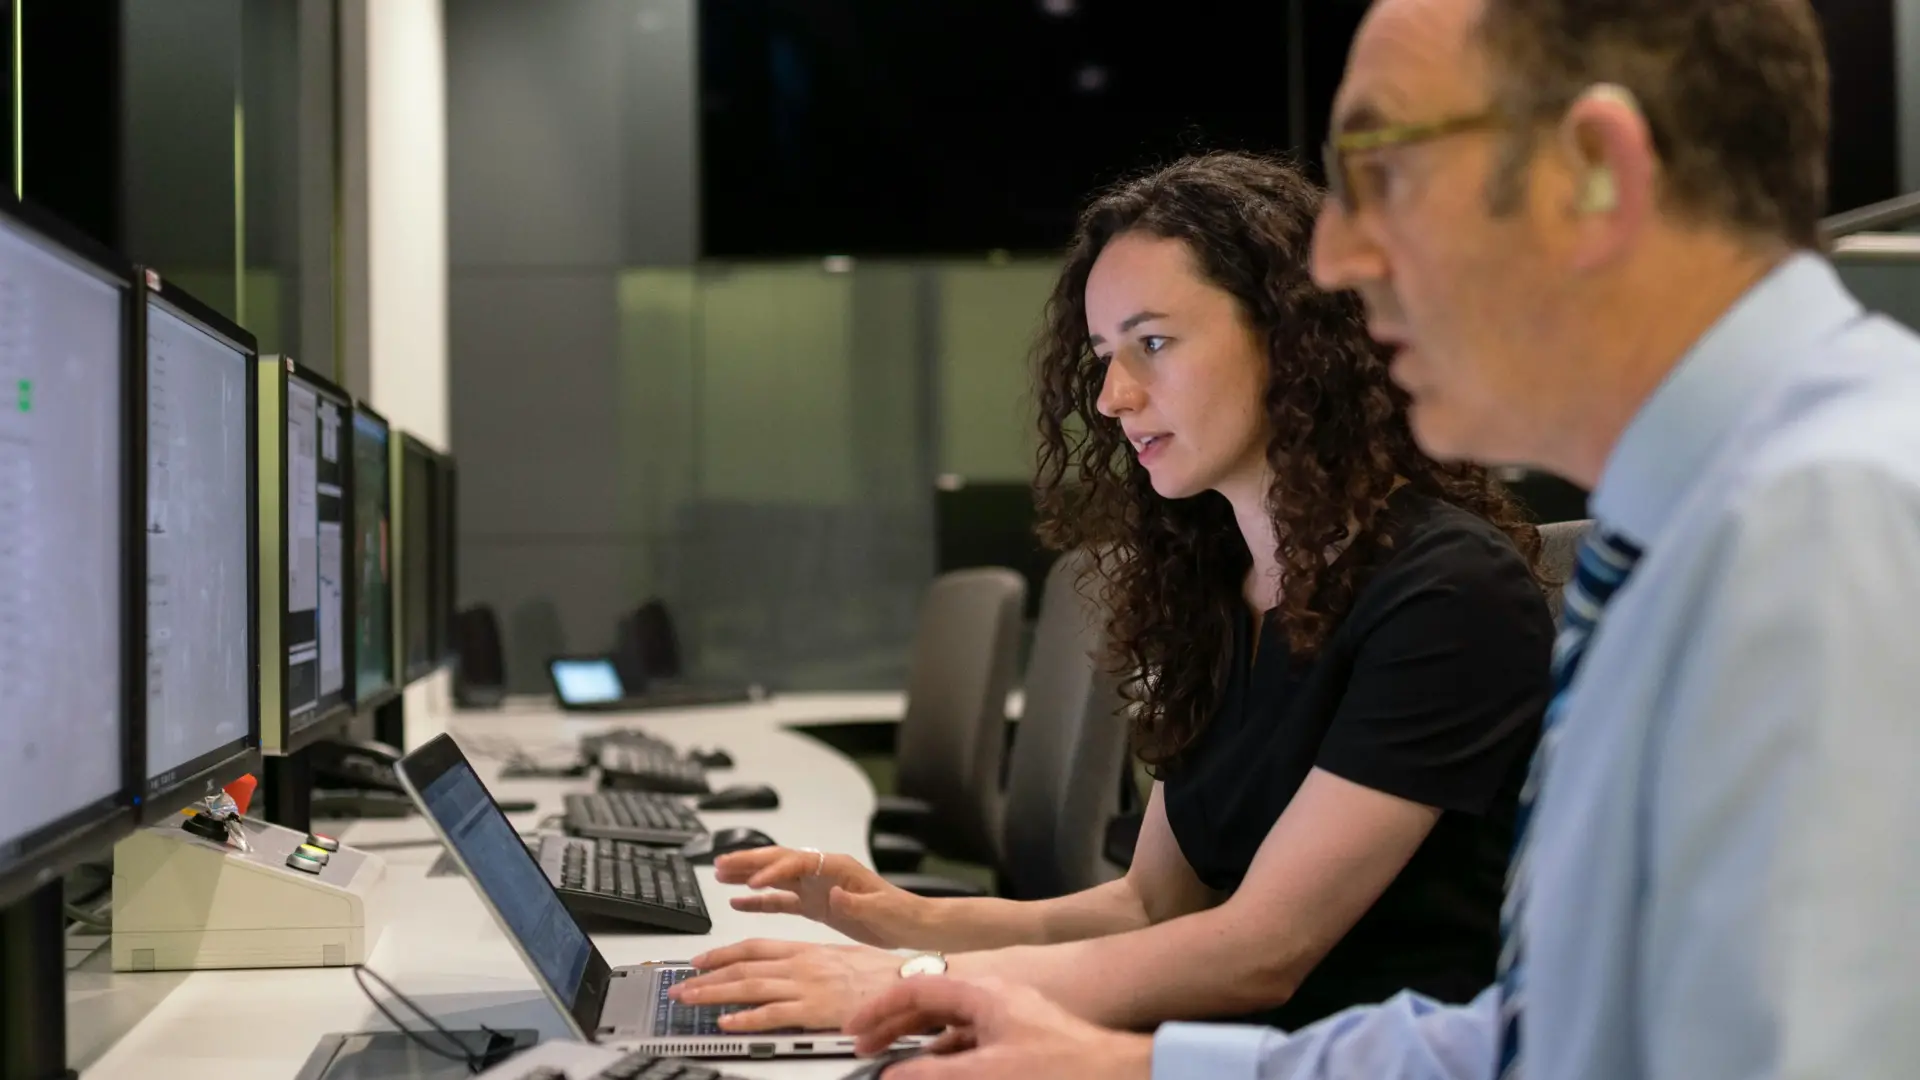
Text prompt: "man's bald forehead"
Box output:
[[1333, 0, 1491, 134]]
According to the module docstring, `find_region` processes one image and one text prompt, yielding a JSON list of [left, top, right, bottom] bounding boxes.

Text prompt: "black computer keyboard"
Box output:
[[563, 790, 706, 845], [597, 743, 711, 795], [578, 727, 679, 758], [517, 1052, 751, 1080], [537, 834, 712, 934]]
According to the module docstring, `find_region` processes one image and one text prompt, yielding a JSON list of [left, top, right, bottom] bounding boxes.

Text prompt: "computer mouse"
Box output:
[[681, 826, 778, 864], [840, 1047, 928, 1078], [691, 748, 734, 769], [697, 783, 780, 811]]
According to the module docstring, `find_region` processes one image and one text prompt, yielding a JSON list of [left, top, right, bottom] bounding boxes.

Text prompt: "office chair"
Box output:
[[868, 569, 1026, 895], [614, 598, 686, 687], [993, 549, 1135, 900], [453, 605, 507, 707], [508, 598, 569, 694], [1537, 519, 1594, 627]]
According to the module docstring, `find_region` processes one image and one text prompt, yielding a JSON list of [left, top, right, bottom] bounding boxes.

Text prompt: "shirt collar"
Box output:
[[1590, 253, 1863, 547]]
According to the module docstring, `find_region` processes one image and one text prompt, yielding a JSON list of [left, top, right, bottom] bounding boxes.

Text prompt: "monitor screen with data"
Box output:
[[142, 291, 258, 809], [352, 406, 394, 703], [0, 204, 136, 900], [285, 367, 350, 731]]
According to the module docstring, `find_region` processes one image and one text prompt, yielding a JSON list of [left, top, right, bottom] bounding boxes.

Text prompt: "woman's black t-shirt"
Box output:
[[1162, 489, 1553, 1032]]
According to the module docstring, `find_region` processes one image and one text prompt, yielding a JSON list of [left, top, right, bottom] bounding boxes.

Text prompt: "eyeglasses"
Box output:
[[1323, 109, 1503, 212]]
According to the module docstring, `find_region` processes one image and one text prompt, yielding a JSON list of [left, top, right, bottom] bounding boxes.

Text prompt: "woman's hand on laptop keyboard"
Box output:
[[716, 847, 926, 949], [671, 939, 903, 1033]]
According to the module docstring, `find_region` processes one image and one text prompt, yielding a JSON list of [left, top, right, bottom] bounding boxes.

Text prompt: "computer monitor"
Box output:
[[258, 357, 352, 753], [137, 273, 262, 819], [351, 403, 396, 706], [2, 1, 13, 200], [399, 433, 436, 684], [0, 198, 141, 908], [933, 478, 1052, 621], [434, 454, 458, 666]]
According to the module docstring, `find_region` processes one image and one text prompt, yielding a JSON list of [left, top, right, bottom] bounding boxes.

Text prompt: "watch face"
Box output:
[[900, 954, 947, 978]]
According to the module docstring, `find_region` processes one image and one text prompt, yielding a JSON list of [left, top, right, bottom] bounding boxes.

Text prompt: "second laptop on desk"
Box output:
[[395, 734, 926, 1061], [549, 656, 760, 713]]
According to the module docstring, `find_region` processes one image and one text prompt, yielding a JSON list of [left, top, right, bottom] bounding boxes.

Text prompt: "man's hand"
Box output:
[[672, 939, 903, 1032], [845, 975, 1153, 1080]]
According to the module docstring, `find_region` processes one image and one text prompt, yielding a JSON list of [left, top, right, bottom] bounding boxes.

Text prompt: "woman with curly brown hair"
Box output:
[[670, 152, 1553, 1037]]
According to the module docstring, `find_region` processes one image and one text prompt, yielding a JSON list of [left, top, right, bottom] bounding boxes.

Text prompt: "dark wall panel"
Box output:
[[448, 0, 698, 684], [450, 273, 623, 538], [19, 0, 121, 248]]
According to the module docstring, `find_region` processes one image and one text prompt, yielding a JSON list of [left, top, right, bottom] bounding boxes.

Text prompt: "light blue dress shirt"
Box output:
[[1152, 253, 1920, 1079]]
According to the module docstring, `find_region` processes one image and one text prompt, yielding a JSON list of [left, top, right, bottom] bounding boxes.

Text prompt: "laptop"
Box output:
[[547, 656, 760, 713], [395, 734, 918, 1060]]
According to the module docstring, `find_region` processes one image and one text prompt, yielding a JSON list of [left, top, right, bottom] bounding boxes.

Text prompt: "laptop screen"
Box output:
[[417, 761, 593, 1004], [551, 658, 625, 705]]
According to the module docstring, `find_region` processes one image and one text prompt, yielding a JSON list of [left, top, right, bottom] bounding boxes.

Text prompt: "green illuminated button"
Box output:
[[286, 851, 324, 874], [15, 380, 29, 413]]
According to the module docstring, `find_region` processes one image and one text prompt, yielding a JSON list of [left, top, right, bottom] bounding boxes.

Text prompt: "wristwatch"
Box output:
[[898, 952, 947, 978]]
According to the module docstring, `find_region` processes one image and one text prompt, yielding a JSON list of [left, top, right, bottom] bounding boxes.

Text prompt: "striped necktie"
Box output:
[[1496, 527, 1645, 1080]]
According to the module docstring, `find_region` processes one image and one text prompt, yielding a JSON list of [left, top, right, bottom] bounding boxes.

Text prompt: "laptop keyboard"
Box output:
[[539, 836, 712, 934], [654, 967, 753, 1037], [563, 791, 706, 844], [597, 744, 710, 795]]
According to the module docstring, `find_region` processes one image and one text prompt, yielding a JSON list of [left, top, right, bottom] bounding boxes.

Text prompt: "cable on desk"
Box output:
[[350, 964, 511, 1074], [64, 903, 111, 931], [65, 860, 114, 908]]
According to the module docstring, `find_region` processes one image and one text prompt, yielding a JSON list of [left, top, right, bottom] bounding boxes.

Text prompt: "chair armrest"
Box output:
[[1103, 811, 1144, 870], [871, 794, 934, 836], [882, 872, 989, 899], [869, 831, 926, 874]]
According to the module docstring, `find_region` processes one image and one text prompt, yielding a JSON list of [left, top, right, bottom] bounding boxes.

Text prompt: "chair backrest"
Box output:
[[1537, 519, 1594, 627], [999, 549, 1133, 900], [507, 598, 569, 693], [892, 568, 1028, 866], [614, 598, 685, 688], [453, 604, 506, 688]]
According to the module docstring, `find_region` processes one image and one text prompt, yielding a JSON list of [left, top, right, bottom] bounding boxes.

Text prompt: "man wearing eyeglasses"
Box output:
[[840, 1, 1920, 1078]]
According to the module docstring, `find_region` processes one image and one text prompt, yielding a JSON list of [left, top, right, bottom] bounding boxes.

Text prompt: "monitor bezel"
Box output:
[[398, 432, 438, 685], [279, 360, 355, 750], [134, 272, 265, 822], [349, 399, 398, 711], [0, 196, 142, 909], [433, 451, 457, 669], [2, 0, 14, 202]]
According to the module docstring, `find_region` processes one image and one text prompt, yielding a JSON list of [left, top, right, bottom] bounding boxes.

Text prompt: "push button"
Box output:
[[295, 844, 332, 864], [304, 833, 340, 853], [286, 851, 324, 874]]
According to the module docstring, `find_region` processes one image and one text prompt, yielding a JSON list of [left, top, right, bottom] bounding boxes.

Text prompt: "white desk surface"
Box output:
[[70, 691, 911, 1080]]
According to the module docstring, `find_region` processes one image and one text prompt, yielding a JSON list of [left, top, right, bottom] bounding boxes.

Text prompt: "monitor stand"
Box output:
[[0, 882, 77, 1079], [372, 695, 405, 755], [262, 749, 316, 833]]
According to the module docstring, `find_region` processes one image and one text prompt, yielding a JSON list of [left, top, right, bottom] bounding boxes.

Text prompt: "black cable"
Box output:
[[64, 860, 114, 908], [350, 964, 509, 1074]]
